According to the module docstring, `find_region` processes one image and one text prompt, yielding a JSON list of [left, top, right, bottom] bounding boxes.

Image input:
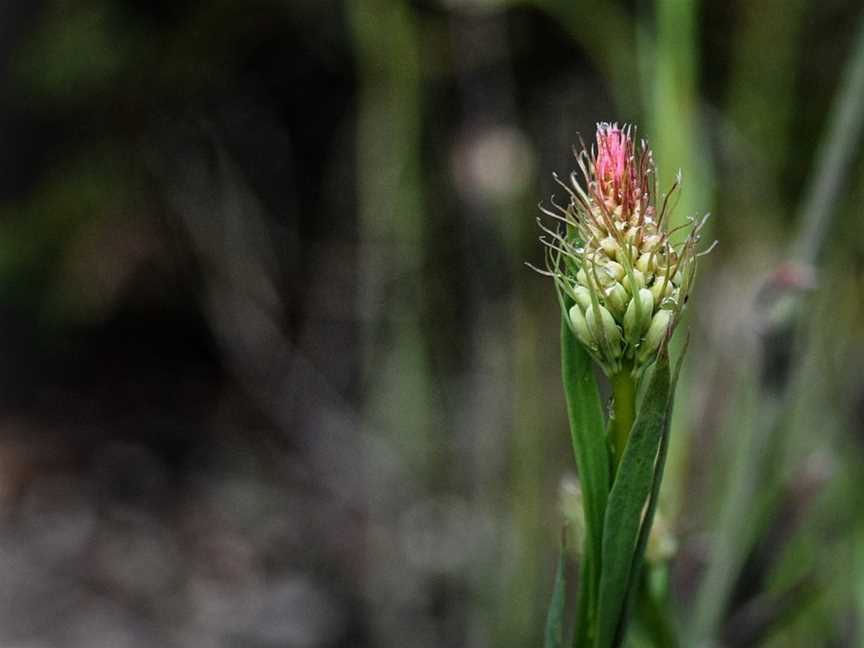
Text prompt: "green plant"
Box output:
[[536, 124, 711, 647]]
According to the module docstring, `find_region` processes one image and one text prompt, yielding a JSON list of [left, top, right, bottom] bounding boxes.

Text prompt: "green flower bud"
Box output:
[[636, 252, 654, 274], [624, 288, 654, 344], [587, 304, 622, 358], [623, 269, 646, 294], [600, 236, 619, 259], [642, 234, 662, 251], [650, 277, 674, 304], [576, 268, 589, 288], [605, 261, 625, 282], [638, 309, 672, 363], [591, 261, 624, 287], [573, 285, 592, 312], [569, 304, 594, 348], [605, 283, 630, 318]]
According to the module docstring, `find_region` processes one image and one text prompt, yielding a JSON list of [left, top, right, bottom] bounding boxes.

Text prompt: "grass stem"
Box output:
[[611, 369, 636, 471]]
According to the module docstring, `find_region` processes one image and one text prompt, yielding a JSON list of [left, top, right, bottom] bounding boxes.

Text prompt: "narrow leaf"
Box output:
[[560, 314, 610, 645], [594, 346, 671, 648], [573, 552, 594, 648], [545, 532, 569, 648], [614, 338, 689, 647]]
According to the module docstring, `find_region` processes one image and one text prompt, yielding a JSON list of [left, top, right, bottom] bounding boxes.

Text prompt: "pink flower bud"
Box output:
[[595, 123, 638, 210]]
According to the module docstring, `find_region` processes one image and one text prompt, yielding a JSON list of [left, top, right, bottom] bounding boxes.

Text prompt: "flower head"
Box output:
[[535, 122, 712, 376], [595, 125, 633, 204]]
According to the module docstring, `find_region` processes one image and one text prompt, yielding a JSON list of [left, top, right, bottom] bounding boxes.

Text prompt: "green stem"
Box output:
[[637, 572, 679, 648], [610, 370, 637, 470]]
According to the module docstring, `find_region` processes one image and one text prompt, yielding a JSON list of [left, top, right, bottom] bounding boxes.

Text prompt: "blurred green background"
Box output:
[[0, 0, 862, 646]]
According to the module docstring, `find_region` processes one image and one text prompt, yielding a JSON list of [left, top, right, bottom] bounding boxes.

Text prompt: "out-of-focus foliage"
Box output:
[[0, 0, 860, 646]]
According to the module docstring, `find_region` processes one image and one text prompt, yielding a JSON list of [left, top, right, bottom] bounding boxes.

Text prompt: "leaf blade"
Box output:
[[614, 338, 688, 646], [594, 346, 672, 648], [560, 314, 610, 646], [545, 532, 569, 648]]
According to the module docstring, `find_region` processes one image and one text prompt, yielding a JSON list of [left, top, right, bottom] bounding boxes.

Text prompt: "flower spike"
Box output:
[[535, 123, 710, 376]]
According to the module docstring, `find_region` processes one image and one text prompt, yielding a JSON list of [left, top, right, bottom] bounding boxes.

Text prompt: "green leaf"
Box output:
[[574, 553, 595, 648], [615, 339, 689, 647], [545, 532, 569, 648], [594, 345, 672, 648], [560, 314, 610, 646]]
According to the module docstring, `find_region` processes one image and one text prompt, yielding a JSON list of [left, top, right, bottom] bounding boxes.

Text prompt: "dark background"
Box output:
[[0, 1, 861, 646]]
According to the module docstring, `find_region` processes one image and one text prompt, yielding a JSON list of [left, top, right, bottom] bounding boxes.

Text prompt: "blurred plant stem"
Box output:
[[470, 80, 544, 648], [524, 0, 639, 112], [350, 0, 433, 464], [447, 9, 548, 647], [689, 10, 864, 645], [637, 571, 679, 648], [644, 0, 709, 223], [349, 1, 437, 642], [639, 0, 713, 530], [792, 10, 864, 267], [726, 1, 804, 171], [639, 5, 715, 645], [506, 302, 548, 647], [857, 521, 864, 642], [724, 0, 805, 233]]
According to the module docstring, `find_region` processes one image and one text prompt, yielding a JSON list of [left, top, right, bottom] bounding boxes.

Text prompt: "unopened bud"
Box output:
[[597, 261, 625, 286], [650, 277, 674, 304], [569, 304, 594, 348], [638, 309, 672, 363], [636, 253, 654, 274], [623, 269, 646, 294], [609, 261, 626, 279], [573, 285, 592, 312], [624, 288, 654, 343], [605, 283, 629, 318], [587, 305, 622, 358], [600, 236, 619, 259], [576, 268, 589, 288], [642, 234, 662, 251]]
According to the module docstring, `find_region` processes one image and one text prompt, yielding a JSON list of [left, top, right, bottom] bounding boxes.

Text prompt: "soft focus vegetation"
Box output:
[[0, 1, 861, 646]]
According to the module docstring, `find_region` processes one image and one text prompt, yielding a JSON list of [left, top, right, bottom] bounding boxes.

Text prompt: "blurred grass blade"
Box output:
[[689, 12, 864, 645], [595, 346, 671, 648], [560, 314, 610, 645], [793, 8, 864, 265], [545, 531, 569, 648]]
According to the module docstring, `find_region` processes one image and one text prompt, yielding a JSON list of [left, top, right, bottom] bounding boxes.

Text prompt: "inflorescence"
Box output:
[[533, 123, 714, 376]]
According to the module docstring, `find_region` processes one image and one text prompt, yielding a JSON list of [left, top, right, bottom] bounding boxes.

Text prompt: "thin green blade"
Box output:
[[594, 346, 672, 648], [615, 339, 688, 647], [560, 315, 610, 645], [545, 532, 569, 648]]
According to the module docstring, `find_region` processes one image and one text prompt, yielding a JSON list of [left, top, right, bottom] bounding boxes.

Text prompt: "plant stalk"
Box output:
[[611, 370, 637, 470], [637, 571, 679, 648]]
